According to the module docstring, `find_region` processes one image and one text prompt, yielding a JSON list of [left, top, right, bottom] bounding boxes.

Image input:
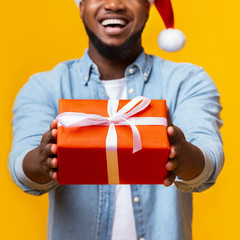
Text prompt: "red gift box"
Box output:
[[57, 97, 170, 184]]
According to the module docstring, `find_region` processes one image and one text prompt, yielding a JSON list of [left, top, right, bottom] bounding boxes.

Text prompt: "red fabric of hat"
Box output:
[[154, 0, 174, 29]]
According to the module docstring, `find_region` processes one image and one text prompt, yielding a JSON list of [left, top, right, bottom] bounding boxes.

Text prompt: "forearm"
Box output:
[[166, 67, 224, 191], [9, 75, 59, 195]]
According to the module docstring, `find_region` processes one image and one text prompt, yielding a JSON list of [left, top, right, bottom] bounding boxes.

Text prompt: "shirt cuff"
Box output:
[[14, 151, 58, 191], [174, 146, 214, 192]]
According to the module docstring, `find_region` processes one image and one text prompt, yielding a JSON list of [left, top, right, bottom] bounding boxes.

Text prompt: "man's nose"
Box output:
[[103, 0, 126, 12]]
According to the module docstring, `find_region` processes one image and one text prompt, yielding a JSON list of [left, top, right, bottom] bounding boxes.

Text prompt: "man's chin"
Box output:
[[95, 43, 133, 60], [100, 38, 127, 48]]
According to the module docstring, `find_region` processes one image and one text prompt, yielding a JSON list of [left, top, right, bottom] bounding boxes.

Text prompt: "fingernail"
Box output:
[[52, 172, 58, 182], [51, 159, 55, 167], [51, 144, 57, 153], [52, 129, 57, 136], [164, 178, 171, 187], [52, 158, 58, 168]]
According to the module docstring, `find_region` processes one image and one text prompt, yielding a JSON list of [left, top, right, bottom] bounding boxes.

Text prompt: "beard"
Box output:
[[83, 21, 145, 60]]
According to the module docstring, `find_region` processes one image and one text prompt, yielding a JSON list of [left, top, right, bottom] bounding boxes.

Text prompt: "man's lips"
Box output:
[[104, 25, 125, 35]]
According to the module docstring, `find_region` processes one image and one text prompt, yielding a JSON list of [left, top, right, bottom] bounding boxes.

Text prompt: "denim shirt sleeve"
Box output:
[[169, 66, 224, 192], [8, 75, 59, 196]]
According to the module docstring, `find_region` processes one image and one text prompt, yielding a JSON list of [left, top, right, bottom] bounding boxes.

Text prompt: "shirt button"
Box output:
[[133, 197, 140, 203], [143, 72, 148, 78], [129, 68, 134, 74], [84, 76, 88, 81], [139, 238, 145, 240], [129, 88, 135, 94]]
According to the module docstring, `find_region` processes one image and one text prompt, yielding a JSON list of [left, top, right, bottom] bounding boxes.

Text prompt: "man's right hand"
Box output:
[[23, 119, 58, 184]]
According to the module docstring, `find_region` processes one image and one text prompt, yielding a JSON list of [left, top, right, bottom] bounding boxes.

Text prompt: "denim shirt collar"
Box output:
[[78, 49, 153, 84]]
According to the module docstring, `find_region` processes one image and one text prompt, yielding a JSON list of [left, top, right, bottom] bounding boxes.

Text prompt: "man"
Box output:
[[8, 0, 224, 239]]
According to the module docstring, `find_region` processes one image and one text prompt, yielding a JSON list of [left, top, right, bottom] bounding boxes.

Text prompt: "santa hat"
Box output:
[[74, 0, 186, 52]]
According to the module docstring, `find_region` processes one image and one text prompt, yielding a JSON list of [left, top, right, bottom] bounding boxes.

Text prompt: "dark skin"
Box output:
[[23, 0, 205, 186], [23, 120, 58, 183]]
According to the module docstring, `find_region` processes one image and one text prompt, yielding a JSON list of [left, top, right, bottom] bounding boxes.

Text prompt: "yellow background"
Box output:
[[1, 0, 239, 239]]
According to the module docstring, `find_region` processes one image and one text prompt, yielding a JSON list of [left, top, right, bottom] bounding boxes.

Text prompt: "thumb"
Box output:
[[50, 119, 58, 130], [166, 106, 173, 126]]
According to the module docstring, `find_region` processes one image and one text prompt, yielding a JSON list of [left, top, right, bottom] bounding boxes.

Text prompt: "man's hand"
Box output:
[[23, 119, 58, 184], [163, 109, 205, 187]]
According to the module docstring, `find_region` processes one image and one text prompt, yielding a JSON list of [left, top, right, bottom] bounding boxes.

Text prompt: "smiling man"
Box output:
[[81, 0, 148, 61], [8, 0, 224, 240]]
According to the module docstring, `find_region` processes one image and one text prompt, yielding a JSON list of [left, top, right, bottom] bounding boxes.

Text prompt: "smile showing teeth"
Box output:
[[101, 19, 127, 27]]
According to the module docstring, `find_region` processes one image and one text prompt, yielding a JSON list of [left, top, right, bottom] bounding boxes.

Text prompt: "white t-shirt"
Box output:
[[101, 78, 137, 240], [101, 78, 127, 101]]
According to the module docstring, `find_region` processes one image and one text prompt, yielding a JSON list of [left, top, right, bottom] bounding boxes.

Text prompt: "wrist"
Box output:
[[178, 142, 205, 181]]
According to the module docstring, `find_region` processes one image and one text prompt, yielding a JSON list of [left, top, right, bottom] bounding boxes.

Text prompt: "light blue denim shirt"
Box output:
[[8, 50, 224, 240]]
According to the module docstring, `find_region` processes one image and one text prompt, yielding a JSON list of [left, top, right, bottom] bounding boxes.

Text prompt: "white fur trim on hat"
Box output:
[[74, 0, 81, 6]]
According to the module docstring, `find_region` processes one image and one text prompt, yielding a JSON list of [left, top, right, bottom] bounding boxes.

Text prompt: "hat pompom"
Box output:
[[158, 28, 186, 52]]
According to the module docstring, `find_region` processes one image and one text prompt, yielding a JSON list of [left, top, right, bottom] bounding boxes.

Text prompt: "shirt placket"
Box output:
[[96, 185, 116, 240], [131, 185, 147, 240], [87, 65, 109, 100]]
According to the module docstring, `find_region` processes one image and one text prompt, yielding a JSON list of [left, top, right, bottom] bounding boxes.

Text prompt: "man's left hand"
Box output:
[[164, 110, 205, 187]]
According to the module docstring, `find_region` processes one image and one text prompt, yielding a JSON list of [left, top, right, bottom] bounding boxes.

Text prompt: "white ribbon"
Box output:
[[57, 96, 167, 153]]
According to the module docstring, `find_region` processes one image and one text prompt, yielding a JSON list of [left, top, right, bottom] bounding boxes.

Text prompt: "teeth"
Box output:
[[101, 19, 127, 27]]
